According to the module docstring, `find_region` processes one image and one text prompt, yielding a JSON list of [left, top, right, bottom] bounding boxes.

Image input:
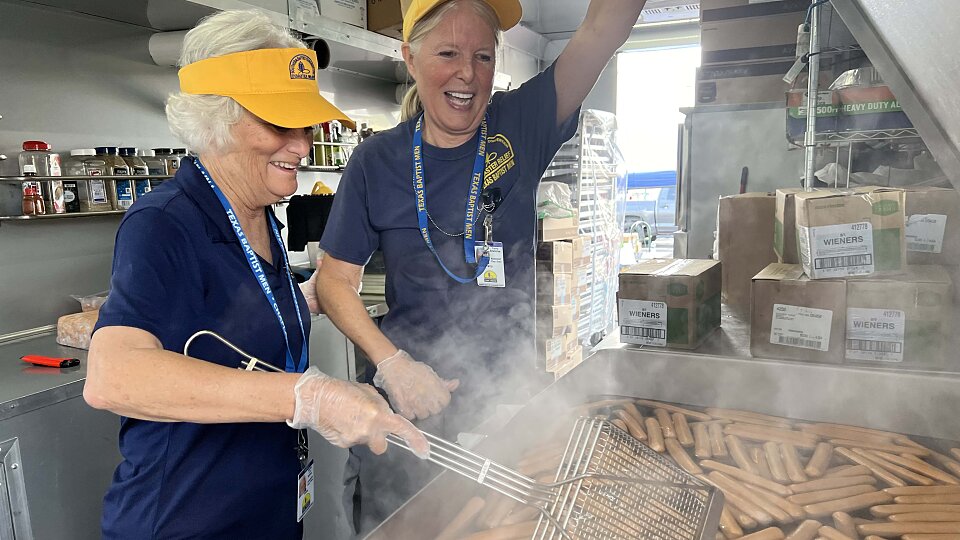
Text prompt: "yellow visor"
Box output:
[[178, 48, 355, 129]]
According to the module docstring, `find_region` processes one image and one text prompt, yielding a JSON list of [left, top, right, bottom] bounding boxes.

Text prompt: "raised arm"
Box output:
[[554, 0, 648, 125]]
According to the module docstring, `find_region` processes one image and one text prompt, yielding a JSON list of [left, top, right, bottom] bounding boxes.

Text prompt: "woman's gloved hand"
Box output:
[[299, 257, 323, 314], [372, 350, 460, 421], [288, 367, 429, 458]]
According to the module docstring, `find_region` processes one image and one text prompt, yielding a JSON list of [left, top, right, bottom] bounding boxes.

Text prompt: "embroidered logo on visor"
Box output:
[[289, 54, 316, 80]]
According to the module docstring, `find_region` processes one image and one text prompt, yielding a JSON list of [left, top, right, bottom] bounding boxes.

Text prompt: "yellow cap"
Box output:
[[178, 48, 355, 129], [403, 0, 522, 41]]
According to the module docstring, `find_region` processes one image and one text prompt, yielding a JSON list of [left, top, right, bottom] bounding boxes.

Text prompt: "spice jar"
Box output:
[[22, 186, 45, 216], [19, 140, 62, 177]]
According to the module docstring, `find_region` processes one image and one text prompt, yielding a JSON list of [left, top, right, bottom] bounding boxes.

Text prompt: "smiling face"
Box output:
[[205, 109, 314, 207], [403, 1, 498, 147]]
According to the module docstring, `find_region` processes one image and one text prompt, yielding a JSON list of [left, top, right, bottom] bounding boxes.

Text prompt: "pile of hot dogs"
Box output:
[[434, 397, 960, 540]]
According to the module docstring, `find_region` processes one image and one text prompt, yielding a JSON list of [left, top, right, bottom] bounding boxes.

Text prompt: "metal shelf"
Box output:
[[0, 175, 173, 183], [0, 210, 125, 222], [814, 128, 920, 144]]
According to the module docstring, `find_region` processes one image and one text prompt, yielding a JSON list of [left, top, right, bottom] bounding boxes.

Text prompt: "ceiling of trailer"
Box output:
[[520, 0, 699, 39]]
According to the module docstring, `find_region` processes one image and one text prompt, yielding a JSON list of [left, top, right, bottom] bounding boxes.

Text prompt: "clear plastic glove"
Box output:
[[373, 350, 460, 421], [299, 258, 323, 314], [288, 367, 429, 458]]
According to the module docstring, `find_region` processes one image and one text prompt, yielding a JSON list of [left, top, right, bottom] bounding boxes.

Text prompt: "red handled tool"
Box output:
[[21, 355, 80, 368]]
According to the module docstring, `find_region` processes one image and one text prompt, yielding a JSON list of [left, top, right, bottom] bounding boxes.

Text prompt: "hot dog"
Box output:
[[719, 504, 744, 539], [766, 441, 791, 483], [870, 504, 960, 518], [831, 512, 858, 539], [782, 443, 810, 483], [791, 475, 878, 494], [673, 412, 695, 448], [824, 465, 873, 479], [665, 438, 702, 475], [828, 439, 930, 457], [885, 487, 960, 496], [894, 495, 960, 504], [889, 512, 960, 522], [797, 424, 895, 445], [738, 527, 786, 540], [727, 435, 762, 476], [753, 445, 774, 480], [788, 485, 876, 506], [655, 408, 677, 438], [805, 443, 834, 478], [707, 408, 795, 429], [952, 449, 960, 462], [615, 409, 648, 441], [803, 491, 893, 518], [857, 522, 960, 536], [901, 535, 960, 540], [785, 520, 822, 540], [645, 417, 665, 452], [817, 525, 855, 540], [711, 422, 730, 457], [694, 422, 713, 459]]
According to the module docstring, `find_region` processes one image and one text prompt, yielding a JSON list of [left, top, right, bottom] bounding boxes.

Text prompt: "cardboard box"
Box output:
[[553, 346, 584, 378], [563, 323, 580, 353], [538, 336, 564, 372], [318, 0, 366, 28], [571, 235, 591, 266], [904, 187, 960, 266], [845, 266, 954, 369], [536, 241, 574, 273], [618, 259, 722, 349], [700, 2, 808, 65], [795, 187, 906, 279], [750, 263, 846, 363], [718, 192, 778, 306], [537, 304, 575, 339], [366, 0, 407, 39], [537, 272, 573, 306], [571, 266, 590, 295], [538, 214, 579, 242], [774, 188, 803, 264]]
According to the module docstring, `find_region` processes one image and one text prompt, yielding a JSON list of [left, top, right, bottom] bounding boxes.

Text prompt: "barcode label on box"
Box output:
[[906, 214, 947, 254], [770, 304, 832, 352], [846, 308, 905, 362], [619, 299, 667, 347], [799, 222, 875, 278]]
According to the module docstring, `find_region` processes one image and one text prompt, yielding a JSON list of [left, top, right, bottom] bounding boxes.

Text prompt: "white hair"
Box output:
[[401, 0, 503, 122], [165, 10, 307, 153]]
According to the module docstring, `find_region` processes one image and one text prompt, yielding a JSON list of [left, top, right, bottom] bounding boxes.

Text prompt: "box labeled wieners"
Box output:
[[618, 259, 721, 349], [795, 187, 906, 279]]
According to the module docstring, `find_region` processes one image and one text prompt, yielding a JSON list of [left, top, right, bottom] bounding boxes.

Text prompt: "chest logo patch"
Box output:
[[484, 133, 516, 188]]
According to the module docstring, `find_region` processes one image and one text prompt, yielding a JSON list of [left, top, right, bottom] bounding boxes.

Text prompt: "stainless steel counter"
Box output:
[[0, 333, 89, 422]]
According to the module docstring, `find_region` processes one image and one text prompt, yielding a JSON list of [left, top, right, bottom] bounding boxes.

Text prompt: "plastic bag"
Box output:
[[71, 290, 109, 312], [57, 310, 100, 350], [537, 181, 576, 219]]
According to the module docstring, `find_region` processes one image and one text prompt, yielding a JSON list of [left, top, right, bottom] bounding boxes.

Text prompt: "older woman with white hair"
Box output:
[[83, 10, 428, 539], [317, 0, 650, 533]]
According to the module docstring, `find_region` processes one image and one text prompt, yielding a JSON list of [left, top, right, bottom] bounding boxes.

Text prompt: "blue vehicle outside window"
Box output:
[[624, 170, 678, 234]]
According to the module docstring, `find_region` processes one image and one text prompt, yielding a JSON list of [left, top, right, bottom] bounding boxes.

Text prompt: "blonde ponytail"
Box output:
[[401, 83, 423, 122]]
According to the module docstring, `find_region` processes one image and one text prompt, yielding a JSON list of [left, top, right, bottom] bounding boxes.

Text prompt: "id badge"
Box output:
[[475, 242, 505, 287], [297, 459, 315, 522]]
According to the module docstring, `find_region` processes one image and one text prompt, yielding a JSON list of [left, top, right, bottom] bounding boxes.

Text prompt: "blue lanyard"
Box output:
[[193, 158, 308, 374], [412, 113, 490, 284]]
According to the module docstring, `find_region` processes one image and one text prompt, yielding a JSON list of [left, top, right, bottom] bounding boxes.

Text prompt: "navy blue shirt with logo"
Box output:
[[93, 158, 310, 539], [320, 64, 578, 413]]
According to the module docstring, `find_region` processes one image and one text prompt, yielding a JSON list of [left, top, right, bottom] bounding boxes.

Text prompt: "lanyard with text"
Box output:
[[412, 113, 490, 284], [194, 158, 308, 374]]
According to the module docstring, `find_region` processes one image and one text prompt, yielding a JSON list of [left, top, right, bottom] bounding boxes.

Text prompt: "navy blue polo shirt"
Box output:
[[93, 158, 310, 539], [320, 64, 578, 407]]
